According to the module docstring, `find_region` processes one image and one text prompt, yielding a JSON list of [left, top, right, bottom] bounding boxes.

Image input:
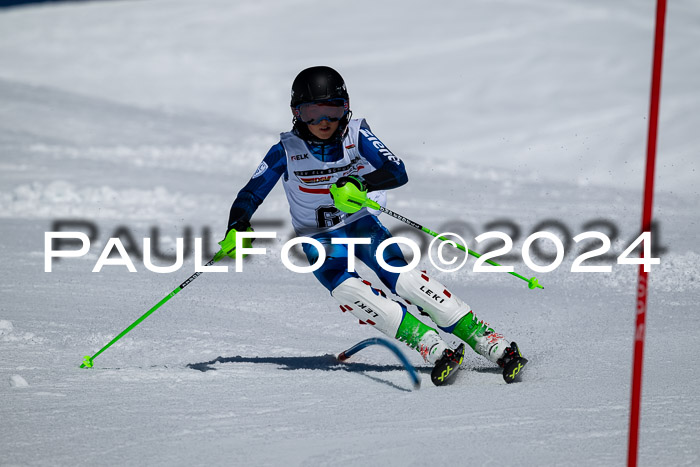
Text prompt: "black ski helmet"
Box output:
[[290, 66, 351, 143]]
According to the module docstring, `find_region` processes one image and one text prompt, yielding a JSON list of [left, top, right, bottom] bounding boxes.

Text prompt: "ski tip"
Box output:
[[503, 357, 528, 383], [430, 343, 465, 387], [337, 351, 349, 362], [81, 356, 93, 369]]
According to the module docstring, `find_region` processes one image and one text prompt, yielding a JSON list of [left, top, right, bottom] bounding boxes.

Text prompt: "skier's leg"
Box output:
[[302, 233, 450, 365], [331, 277, 452, 364], [394, 268, 517, 366], [346, 216, 525, 379], [332, 276, 466, 385], [345, 216, 505, 363]]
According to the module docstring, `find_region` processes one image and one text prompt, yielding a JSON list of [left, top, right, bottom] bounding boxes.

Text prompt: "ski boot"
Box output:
[[497, 341, 528, 384], [414, 330, 465, 386]]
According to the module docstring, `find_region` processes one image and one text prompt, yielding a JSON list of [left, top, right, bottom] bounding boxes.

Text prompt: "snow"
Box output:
[[1, 0, 699, 466], [0, 319, 14, 335], [9, 374, 29, 388]]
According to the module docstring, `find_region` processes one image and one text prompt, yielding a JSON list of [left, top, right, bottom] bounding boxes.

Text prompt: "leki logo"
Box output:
[[419, 285, 445, 304], [353, 301, 379, 318]]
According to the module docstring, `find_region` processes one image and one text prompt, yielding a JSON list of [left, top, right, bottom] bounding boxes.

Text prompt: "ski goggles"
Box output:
[[294, 98, 349, 125]]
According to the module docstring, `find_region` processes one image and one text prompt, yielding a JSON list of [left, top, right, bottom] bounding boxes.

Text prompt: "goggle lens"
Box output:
[[295, 99, 348, 125]]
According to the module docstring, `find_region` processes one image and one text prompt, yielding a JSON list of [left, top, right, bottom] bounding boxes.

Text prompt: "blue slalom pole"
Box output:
[[338, 337, 421, 389]]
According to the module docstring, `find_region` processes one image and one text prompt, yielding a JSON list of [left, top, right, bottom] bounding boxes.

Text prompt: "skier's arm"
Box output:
[[357, 123, 408, 192], [227, 143, 286, 232]]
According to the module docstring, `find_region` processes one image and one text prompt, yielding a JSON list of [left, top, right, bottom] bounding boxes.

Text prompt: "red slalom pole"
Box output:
[[628, 0, 667, 465]]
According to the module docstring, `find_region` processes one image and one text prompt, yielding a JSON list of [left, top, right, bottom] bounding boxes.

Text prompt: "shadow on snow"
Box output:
[[187, 354, 426, 391], [187, 353, 423, 373]]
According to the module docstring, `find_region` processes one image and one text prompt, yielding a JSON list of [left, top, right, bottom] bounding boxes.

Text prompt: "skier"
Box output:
[[220, 66, 527, 385]]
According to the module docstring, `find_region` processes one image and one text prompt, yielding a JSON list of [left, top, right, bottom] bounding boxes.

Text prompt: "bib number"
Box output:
[[316, 205, 344, 228]]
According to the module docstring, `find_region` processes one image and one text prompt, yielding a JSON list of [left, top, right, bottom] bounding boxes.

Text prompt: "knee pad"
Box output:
[[395, 269, 470, 329], [331, 277, 404, 337]]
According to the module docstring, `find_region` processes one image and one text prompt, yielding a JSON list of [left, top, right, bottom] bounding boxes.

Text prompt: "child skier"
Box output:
[[220, 66, 527, 385]]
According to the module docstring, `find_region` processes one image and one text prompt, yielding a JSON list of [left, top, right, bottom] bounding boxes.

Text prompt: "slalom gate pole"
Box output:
[[362, 199, 543, 290], [628, 0, 666, 465], [338, 337, 421, 389], [80, 249, 227, 368]]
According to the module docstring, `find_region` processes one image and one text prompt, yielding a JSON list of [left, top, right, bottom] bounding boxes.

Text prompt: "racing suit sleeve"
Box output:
[[227, 142, 287, 231], [357, 122, 408, 192]]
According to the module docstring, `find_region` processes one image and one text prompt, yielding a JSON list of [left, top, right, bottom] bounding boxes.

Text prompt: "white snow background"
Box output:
[[1, 0, 699, 465]]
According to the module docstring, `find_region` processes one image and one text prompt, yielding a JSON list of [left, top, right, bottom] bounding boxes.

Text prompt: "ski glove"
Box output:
[[330, 175, 368, 214], [219, 221, 254, 259]]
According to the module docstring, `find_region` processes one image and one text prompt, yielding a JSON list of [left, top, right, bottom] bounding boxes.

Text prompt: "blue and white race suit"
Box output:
[[228, 119, 409, 292]]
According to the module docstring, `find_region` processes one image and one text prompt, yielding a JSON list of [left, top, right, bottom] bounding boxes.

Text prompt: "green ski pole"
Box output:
[[363, 199, 543, 290], [80, 249, 228, 368]]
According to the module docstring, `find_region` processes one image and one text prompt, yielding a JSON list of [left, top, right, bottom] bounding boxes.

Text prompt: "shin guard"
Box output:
[[332, 277, 404, 337], [395, 269, 470, 329], [332, 277, 449, 364]]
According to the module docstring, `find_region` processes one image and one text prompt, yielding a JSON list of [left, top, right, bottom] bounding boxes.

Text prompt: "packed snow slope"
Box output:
[[1, 1, 699, 466]]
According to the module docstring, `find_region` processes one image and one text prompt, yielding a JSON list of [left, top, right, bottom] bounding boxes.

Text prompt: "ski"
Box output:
[[431, 343, 465, 386], [502, 357, 528, 383], [499, 342, 528, 384]]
